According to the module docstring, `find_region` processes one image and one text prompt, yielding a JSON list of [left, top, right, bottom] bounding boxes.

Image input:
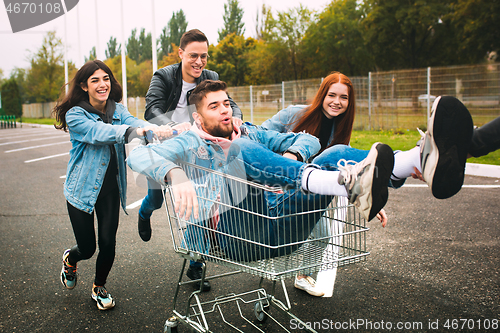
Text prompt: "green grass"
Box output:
[[350, 129, 500, 166], [21, 118, 499, 166], [21, 117, 58, 126]]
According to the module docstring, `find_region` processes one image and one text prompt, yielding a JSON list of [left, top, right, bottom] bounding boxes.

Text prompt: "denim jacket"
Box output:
[[126, 123, 320, 225], [64, 102, 149, 214], [261, 105, 336, 150]]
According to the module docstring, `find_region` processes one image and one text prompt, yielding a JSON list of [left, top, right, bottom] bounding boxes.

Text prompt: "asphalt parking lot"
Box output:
[[0, 124, 499, 333]]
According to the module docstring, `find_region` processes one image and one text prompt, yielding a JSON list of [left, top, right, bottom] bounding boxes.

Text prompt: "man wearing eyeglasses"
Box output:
[[139, 29, 242, 291]]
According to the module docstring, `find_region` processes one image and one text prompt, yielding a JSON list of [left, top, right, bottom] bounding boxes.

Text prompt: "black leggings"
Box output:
[[66, 184, 120, 286]]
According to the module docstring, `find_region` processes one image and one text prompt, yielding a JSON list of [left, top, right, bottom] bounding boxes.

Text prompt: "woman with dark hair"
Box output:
[[53, 60, 170, 310]]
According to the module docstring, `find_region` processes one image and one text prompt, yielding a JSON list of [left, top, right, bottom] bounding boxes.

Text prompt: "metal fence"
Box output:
[[228, 63, 500, 130], [23, 63, 499, 129]]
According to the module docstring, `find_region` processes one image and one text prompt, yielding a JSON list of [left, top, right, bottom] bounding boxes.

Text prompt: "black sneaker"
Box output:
[[186, 265, 211, 292], [138, 214, 152, 242], [419, 96, 473, 199], [60, 249, 77, 289]]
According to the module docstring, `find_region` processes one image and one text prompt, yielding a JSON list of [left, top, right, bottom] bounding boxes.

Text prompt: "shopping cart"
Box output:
[[162, 162, 369, 333]]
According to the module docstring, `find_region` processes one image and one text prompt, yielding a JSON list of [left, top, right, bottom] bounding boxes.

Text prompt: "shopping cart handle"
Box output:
[[143, 130, 155, 144], [144, 129, 178, 145]]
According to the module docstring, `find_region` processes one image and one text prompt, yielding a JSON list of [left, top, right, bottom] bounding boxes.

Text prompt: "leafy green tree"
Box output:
[[138, 28, 152, 62], [303, 0, 373, 77], [9, 68, 27, 103], [104, 56, 152, 97], [127, 28, 152, 64], [159, 10, 188, 58], [254, 4, 273, 40], [218, 0, 245, 42], [208, 33, 255, 86], [447, 0, 500, 64], [105, 36, 121, 59], [84, 46, 96, 62], [127, 28, 141, 63], [362, 0, 455, 69], [24, 31, 66, 103], [1, 78, 22, 117], [256, 5, 314, 82]]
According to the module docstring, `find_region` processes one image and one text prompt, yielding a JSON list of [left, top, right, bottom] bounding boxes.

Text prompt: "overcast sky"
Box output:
[[0, 0, 330, 77]]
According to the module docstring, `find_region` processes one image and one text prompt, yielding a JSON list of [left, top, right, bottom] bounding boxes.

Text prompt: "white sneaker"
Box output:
[[294, 275, 325, 297], [337, 142, 394, 221]]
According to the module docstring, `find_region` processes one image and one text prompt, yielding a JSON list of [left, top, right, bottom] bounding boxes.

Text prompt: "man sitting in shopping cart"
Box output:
[[126, 80, 471, 285]]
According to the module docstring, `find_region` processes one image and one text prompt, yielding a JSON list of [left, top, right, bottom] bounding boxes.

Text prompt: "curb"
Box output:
[[15, 122, 55, 128], [465, 163, 500, 178]]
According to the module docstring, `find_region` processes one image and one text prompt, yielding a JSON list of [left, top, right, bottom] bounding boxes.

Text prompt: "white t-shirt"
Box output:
[[171, 80, 197, 123]]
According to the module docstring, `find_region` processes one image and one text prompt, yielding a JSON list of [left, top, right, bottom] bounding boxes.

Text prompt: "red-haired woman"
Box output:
[[262, 72, 473, 296]]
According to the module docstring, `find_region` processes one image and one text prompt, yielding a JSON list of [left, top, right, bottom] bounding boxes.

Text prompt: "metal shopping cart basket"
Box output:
[[162, 162, 369, 333]]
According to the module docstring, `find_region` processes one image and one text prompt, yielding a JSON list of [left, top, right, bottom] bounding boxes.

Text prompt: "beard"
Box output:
[[202, 120, 234, 139]]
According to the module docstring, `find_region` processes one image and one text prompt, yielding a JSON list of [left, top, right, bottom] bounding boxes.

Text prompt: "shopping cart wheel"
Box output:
[[163, 316, 178, 333], [254, 301, 269, 322]]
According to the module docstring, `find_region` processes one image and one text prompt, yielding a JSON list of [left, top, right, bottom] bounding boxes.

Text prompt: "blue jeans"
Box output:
[[215, 139, 373, 261], [186, 139, 400, 261], [139, 179, 164, 220]]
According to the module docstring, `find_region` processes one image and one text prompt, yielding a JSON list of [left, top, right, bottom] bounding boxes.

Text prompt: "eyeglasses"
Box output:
[[181, 49, 209, 62]]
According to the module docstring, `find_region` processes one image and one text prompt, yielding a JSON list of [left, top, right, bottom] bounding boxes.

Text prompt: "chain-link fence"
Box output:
[[23, 63, 499, 129], [228, 63, 500, 130]]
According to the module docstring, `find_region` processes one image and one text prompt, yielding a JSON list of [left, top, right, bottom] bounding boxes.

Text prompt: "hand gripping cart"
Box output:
[[162, 162, 369, 333]]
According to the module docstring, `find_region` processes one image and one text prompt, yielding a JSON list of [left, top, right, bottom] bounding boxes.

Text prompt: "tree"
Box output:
[[127, 28, 141, 63], [24, 31, 66, 103], [303, 0, 373, 77], [159, 10, 188, 58], [138, 28, 152, 63], [1, 78, 22, 117], [208, 33, 256, 86], [105, 36, 121, 59], [255, 5, 314, 82], [84, 46, 96, 62], [104, 56, 152, 97], [362, 0, 455, 70], [158, 44, 181, 69], [127, 28, 153, 64], [448, 0, 500, 64], [218, 0, 245, 42]]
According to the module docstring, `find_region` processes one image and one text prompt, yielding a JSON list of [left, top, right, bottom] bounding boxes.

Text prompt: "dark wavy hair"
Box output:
[[53, 60, 122, 131], [189, 80, 227, 112], [292, 72, 356, 151]]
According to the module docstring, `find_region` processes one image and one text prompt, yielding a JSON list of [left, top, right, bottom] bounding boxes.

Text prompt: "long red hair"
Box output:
[[292, 72, 355, 151]]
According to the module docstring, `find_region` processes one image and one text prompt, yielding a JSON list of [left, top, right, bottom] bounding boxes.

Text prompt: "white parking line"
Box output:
[[25, 152, 69, 163], [126, 199, 144, 210], [0, 135, 68, 146], [0, 131, 61, 140], [5, 141, 70, 153], [403, 184, 500, 188]]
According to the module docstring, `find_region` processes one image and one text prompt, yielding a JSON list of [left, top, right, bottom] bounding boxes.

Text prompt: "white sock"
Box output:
[[301, 167, 348, 197], [391, 146, 421, 181]]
